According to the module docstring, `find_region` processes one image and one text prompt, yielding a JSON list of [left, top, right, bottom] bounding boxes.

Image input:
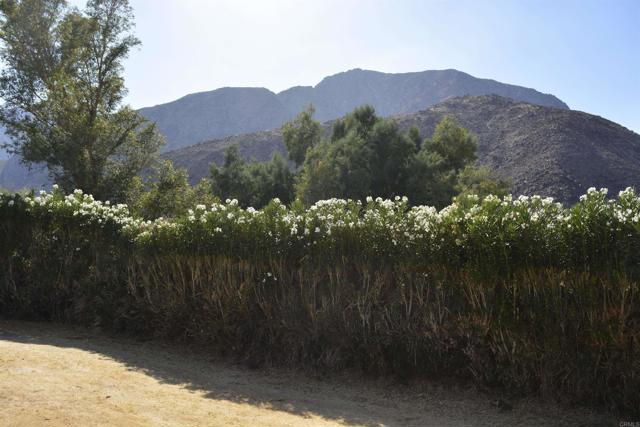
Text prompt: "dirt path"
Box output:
[[0, 320, 613, 427]]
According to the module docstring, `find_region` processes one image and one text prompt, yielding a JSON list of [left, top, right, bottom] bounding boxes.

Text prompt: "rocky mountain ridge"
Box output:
[[139, 68, 568, 152], [165, 95, 640, 205]]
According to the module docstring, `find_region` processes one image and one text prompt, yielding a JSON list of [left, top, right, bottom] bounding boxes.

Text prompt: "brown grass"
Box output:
[[0, 320, 614, 427]]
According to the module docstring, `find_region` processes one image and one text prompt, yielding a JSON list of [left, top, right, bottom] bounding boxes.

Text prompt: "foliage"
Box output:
[[1, 186, 639, 414], [423, 116, 477, 172], [282, 105, 323, 167], [455, 165, 511, 200], [127, 160, 215, 219], [210, 146, 295, 208], [0, 0, 164, 201], [293, 106, 496, 207]]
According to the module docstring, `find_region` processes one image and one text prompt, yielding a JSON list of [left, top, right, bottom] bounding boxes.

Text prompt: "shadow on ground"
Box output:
[[0, 320, 614, 427]]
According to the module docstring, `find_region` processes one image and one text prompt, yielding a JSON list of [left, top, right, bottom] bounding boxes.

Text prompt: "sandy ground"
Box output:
[[0, 320, 615, 427]]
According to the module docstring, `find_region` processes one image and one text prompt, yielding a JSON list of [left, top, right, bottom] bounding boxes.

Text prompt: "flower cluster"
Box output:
[[2, 187, 640, 267]]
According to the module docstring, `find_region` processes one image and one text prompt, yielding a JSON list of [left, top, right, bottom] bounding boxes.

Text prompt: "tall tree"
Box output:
[[282, 104, 322, 168], [422, 116, 477, 173], [295, 107, 492, 207], [127, 160, 214, 219], [0, 0, 163, 201], [210, 146, 295, 208]]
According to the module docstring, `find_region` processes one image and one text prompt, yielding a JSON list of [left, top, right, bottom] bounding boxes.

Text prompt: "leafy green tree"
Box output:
[[128, 160, 214, 219], [368, 119, 417, 198], [247, 152, 295, 207], [422, 116, 477, 173], [210, 146, 295, 208], [405, 148, 454, 207], [297, 135, 373, 204], [295, 109, 491, 207], [297, 106, 423, 204], [282, 105, 322, 167], [210, 145, 254, 205], [0, 0, 164, 201], [455, 165, 511, 200]]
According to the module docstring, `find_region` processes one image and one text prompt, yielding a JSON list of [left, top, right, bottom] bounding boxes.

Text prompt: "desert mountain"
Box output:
[[166, 95, 640, 205], [0, 69, 569, 191], [140, 68, 568, 153]]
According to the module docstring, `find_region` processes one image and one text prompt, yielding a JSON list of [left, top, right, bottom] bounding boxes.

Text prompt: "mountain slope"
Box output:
[[139, 87, 292, 153], [165, 95, 640, 205], [0, 156, 49, 190], [139, 68, 568, 153], [2, 69, 568, 190], [278, 69, 568, 121]]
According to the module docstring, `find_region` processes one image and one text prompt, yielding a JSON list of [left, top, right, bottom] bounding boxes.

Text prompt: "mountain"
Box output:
[[278, 69, 568, 121], [138, 87, 292, 153], [0, 156, 49, 191], [165, 95, 640, 205], [0, 68, 569, 191], [139, 68, 568, 153]]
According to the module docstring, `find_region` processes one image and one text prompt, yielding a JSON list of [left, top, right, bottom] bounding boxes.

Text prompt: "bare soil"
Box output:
[[0, 320, 613, 427]]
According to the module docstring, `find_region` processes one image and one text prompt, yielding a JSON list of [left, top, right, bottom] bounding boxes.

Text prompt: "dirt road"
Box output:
[[0, 320, 613, 427]]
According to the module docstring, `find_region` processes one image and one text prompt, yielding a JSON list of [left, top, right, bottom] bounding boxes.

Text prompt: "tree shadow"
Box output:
[[0, 321, 613, 427]]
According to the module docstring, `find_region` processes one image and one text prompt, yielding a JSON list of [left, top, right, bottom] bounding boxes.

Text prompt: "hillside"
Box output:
[[138, 87, 292, 153], [0, 157, 49, 191], [140, 68, 568, 152], [166, 95, 640, 205]]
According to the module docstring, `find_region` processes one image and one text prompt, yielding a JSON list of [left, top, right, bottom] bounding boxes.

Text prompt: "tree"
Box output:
[[210, 145, 295, 208], [296, 105, 419, 204], [297, 135, 373, 204], [295, 109, 497, 207], [210, 145, 254, 205], [454, 165, 510, 200], [128, 160, 214, 219], [422, 116, 477, 173], [282, 105, 322, 167], [0, 0, 164, 201]]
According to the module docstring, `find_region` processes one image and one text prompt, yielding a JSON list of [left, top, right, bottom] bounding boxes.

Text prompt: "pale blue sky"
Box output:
[[81, 0, 640, 132]]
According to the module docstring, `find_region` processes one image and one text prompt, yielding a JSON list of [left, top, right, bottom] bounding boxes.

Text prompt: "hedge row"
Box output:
[[1, 187, 639, 413]]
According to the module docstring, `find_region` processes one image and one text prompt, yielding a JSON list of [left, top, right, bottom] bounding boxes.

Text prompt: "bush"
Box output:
[[1, 186, 639, 414]]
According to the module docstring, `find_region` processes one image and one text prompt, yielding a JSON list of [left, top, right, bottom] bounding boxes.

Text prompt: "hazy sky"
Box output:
[[78, 0, 640, 132]]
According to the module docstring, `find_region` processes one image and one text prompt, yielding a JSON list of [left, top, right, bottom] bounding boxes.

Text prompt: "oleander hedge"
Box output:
[[1, 187, 639, 413]]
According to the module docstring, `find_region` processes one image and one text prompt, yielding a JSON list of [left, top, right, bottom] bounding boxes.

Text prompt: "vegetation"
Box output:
[[0, 0, 164, 201], [126, 160, 214, 219], [1, 186, 639, 414], [282, 105, 322, 168], [0, 1, 634, 419], [209, 146, 295, 208], [211, 106, 508, 211]]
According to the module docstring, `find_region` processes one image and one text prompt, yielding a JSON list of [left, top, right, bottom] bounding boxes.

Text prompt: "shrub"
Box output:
[[1, 186, 639, 414]]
